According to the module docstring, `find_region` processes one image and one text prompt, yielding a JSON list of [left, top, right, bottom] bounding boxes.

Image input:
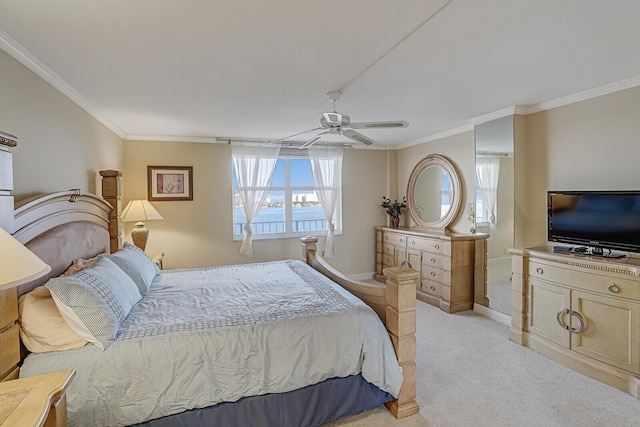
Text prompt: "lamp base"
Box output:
[[130, 222, 149, 251]]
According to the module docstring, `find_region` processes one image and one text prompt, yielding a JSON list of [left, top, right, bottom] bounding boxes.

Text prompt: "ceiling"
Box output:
[[1, 0, 639, 148]]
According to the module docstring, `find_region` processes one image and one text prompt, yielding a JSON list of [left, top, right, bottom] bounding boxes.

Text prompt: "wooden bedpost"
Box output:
[[99, 170, 122, 253], [301, 236, 419, 419], [383, 266, 420, 419]]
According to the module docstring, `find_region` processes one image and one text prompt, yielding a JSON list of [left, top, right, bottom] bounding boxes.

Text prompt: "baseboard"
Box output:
[[474, 303, 511, 326]]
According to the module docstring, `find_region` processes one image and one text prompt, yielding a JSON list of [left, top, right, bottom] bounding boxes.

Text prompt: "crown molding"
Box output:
[[0, 29, 126, 139], [469, 106, 528, 126], [124, 134, 223, 143], [397, 123, 474, 150], [522, 74, 640, 115]]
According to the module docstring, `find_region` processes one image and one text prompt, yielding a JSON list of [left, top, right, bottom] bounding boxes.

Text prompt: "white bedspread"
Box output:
[[20, 260, 402, 426]]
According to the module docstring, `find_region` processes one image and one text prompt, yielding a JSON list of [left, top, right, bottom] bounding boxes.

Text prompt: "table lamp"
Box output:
[[0, 227, 51, 290], [120, 200, 163, 251]]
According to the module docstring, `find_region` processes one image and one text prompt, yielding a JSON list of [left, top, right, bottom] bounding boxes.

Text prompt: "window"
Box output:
[[233, 155, 342, 240]]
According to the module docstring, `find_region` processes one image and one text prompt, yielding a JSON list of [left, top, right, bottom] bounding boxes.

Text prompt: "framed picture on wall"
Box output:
[[147, 166, 193, 201]]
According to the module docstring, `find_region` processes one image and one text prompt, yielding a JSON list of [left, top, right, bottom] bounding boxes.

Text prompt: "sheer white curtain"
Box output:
[[231, 142, 281, 257], [476, 156, 500, 234], [308, 145, 343, 258]]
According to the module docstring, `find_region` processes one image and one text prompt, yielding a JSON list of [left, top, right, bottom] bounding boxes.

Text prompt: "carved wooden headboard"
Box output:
[[10, 171, 122, 297]]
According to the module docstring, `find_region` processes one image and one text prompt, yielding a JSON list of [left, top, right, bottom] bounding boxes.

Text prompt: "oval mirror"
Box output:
[[407, 154, 462, 230]]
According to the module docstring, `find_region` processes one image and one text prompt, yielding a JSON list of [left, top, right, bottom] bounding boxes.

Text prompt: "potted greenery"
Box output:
[[381, 196, 407, 229]]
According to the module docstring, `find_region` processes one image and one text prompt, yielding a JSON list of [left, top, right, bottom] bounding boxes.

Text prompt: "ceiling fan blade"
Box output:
[[299, 133, 326, 149], [342, 129, 375, 145], [348, 120, 409, 129], [278, 126, 323, 142]]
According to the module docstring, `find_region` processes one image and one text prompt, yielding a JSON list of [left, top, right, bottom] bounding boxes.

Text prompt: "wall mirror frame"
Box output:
[[406, 154, 462, 232]]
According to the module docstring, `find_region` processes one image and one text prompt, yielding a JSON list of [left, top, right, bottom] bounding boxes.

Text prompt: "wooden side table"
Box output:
[[0, 369, 75, 427]]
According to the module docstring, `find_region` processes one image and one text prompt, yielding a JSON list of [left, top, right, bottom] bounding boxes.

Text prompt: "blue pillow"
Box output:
[[107, 242, 159, 295], [46, 256, 141, 349]]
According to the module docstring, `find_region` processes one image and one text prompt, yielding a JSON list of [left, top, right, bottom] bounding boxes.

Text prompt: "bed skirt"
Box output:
[[132, 375, 394, 427]]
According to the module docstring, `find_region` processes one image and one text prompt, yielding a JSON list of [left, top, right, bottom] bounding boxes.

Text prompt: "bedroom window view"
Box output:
[[233, 157, 340, 239]]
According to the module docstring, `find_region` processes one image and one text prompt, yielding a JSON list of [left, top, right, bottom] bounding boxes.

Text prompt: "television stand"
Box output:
[[510, 246, 640, 399], [588, 246, 627, 259]]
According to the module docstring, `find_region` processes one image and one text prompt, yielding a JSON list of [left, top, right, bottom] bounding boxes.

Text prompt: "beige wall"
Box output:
[[521, 86, 640, 248], [123, 140, 389, 274], [397, 130, 476, 234], [0, 50, 123, 201]]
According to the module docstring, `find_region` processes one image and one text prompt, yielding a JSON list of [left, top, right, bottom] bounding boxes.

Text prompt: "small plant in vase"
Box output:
[[381, 196, 407, 229]]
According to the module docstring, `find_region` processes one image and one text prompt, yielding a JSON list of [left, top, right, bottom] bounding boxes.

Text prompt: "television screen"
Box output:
[[547, 191, 640, 254]]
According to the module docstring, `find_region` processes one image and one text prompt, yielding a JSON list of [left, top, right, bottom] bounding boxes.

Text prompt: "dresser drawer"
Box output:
[[0, 288, 18, 329], [383, 243, 396, 257], [384, 232, 407, 247], [422, 266, 450, 285], [422, 253, 451, 271], [529, 260, 640, 300], [422, 280, 443, 298], [382, 253, 394, 267], [407, 236, 449, 255], [0, 324, 19, 379]]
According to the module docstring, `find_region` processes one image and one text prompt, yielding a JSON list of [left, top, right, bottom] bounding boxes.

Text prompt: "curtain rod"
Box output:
[[476, 151, 512, 157]]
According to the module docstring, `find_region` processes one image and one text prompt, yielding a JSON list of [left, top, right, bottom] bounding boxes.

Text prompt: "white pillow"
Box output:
[[18, 286, 88, 353], [46, 256, 141, 349], [107, 242, 159, 295]]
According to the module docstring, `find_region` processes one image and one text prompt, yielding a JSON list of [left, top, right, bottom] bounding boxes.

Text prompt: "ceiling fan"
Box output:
[[279, 91, 409, 148]]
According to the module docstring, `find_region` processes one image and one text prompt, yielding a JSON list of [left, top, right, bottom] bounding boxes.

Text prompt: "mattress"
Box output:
[[20, 260, 402, 426]]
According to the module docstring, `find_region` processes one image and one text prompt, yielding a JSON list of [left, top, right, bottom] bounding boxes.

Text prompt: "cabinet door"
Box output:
[[407, 250, 422, 290], [528, 278, 571, 348], [395, 247, 407, 269], [571, 291, 640, 374]]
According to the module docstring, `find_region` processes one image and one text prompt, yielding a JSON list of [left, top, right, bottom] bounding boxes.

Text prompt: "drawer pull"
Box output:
[[430, 272, 436, 277], [411, 240, 415, 246], [555, 308, 569, 330], [430, 285, 436, 291], [571, 311, 585, 334], [536, 267, 544, 275], [400, 238, 404, 244], [435, 244, 440, 250], [431, 257, 436, 263], [608, 284, 620, 294]]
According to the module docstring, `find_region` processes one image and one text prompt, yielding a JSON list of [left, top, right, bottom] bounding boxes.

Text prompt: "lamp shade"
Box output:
[[0, 227, 51, 291], [121, 200, 163, 223]]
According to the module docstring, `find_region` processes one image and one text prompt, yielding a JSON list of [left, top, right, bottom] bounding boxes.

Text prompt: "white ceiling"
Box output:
[[1, 0, 640, 148]]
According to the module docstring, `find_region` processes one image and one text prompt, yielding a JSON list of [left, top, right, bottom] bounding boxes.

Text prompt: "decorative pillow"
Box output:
[[18, 286, 88, 353], [46, 256, 141, 350], [62, 256, 99, 276], [107, 242, 159, 295]]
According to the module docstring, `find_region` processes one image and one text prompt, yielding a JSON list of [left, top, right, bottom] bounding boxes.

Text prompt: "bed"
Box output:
[[3, 169, 419, 426]]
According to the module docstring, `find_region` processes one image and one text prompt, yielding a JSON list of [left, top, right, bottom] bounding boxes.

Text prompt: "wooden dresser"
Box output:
[[511, 246, 640, 398], [375, 226, 476, 313]]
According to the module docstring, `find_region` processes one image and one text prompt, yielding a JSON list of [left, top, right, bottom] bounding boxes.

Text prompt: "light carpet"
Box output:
[[323, 301, 640, 427]]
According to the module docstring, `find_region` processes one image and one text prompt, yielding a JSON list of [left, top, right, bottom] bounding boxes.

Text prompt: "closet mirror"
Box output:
[[474, 115, 514, 315], [407, 154, 462, 231]]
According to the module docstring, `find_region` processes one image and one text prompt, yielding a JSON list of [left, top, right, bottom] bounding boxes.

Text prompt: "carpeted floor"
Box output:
[[323, 301, 640, 427]]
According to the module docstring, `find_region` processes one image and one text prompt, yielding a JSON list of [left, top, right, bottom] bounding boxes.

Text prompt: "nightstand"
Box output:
[[0, 369, 75, 426], [151, 252, 165, 270]]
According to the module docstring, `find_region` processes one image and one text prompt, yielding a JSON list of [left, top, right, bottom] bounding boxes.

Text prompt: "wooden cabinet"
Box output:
[[375, 226, 476, 313], [511, 246, 640, 398], [0, 287, 20, 382]]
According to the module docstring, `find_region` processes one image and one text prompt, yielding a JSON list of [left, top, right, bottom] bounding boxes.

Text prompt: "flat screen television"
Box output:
[[547, 190, 640, 255]]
